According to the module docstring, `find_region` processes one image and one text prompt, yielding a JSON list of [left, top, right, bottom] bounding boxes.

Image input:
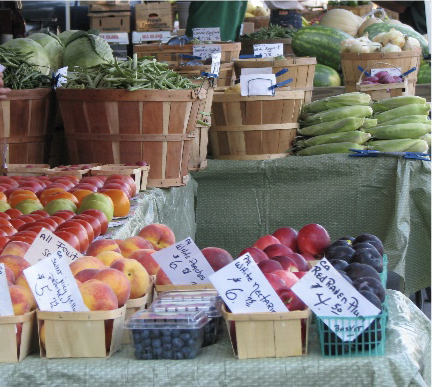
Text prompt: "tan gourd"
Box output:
[[320, 9, 360, 37]]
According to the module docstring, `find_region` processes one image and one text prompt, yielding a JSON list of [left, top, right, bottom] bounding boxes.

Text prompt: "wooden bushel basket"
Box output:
[[169, 63, 236, 87], [37, 306, 125, 358], [341, 51, 421, 95], [209, 89, 304, 160], [223, 305, 311, 359], [0, 89, 55, 165], [240, 38, 294, 57], [234, 57, 316, 103], [57, 88, 207, 188], [0, 311, 36, 363], [327, 4, 373, 16]]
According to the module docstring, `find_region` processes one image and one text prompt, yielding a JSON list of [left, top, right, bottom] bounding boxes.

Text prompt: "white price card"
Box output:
[[55, 66, 68, 88], [99, 32, 129, 44], [0, 64, 5, 73], [0, 263, 14, 317], [211, 52, 221, 76], [192, 27, 221, 42], [253, 43, 284, 58], [291, 258, 381, 341], [240, 73, 276, 96], [192, 44, 222, 60], [24, 228, 82, 266], [209, 253, 288, 314], [241, 67, 272, 76], [23, 251, 88, 312], [371, 67, 402, 77], [152, 237, 215, 285], [132, 31, 171, 44]]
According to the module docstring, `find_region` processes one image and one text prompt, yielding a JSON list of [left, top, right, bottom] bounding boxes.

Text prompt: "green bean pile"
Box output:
[[240, 24, 296, 40], [0, 46, 52, 90], [64, 55, 198, 91]]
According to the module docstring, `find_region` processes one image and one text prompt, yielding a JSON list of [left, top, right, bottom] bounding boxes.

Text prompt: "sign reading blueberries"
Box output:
[[192, 27, 221, 42], [291, 258, 381, 341], [192, 45, 221, 60], [209, 253, 288, 314], [151, 237, 215, 285], [253, 43, 283, 58], [0, 263, 14, 317], [24, 228, 82, 265], [23, 251, 88, 312]]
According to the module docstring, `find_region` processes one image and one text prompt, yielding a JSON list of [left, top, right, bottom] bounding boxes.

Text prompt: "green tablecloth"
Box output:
[[1, 291, 429, 387], [193, 156, 431, 295]]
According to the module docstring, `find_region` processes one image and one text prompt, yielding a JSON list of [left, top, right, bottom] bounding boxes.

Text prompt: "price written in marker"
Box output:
[[192, 45, 222, 60], [211, 52, 221, 76], [291, 258, 381, 341], [0, 263, 14, 317], [253, 43, 284, 58], [240, 73, 276, 96], [23, 251, 88, 312], [209, 253, 288, 314], [192, 27, 221, 42], [151, 237, 215, 285], [23, 228, 82, 266]]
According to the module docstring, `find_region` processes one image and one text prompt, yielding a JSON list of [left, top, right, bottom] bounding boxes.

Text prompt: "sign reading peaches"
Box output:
[[209, 253, 288, 314], [152, 238, 215, 285], [0, 263, 14, 316], [23, 252, 88, 312], [24, 229, 82, 266]]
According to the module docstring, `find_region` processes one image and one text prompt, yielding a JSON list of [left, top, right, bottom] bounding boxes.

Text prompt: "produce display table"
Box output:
[[0, 291, 429, 387], [193, 156, 431, 296]]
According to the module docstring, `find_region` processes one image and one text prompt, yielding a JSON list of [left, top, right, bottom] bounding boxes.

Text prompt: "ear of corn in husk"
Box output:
[[367, 139, 429, 153], [301, 105, 373, 126], [297, 142, 363, 156], [363, 118, 378, 129], [371, 96, 427, 113], [374, 104, 431, 124], [420, 133, 431, 148], [366, 123, 431, 139], [297, 131, 371, 148], [375, 115, 430, 126], [302, 92, 372, 114], [298, 117, 365, 136]]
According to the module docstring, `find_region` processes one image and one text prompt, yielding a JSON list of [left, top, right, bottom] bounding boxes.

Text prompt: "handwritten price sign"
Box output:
[[253, 43, 284, 58], [192, 27, 221, 42], [209, 253, 288, 314], [192, 45, 222, 60], [0, 263, 14, 316], [291, 258, 381, 341], [152, 237, 215, 285]]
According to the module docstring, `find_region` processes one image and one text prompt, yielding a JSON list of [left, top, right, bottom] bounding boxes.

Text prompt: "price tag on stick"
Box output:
[[23, 252, 88, 312], [253, 43, 283, 58], [209, 253, 288, 314], [291, 258, 381, 341], [211, 52, 221, 76], [24, 228, 82, 266], [192, 27, 221, 42], [0, 263, 14, 317], [152, 237, 215, 285]]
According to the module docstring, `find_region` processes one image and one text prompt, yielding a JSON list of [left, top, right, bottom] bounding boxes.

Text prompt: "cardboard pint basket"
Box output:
[[0, 310, 36, 363], [222, 305, 311, 359], [37, 306, 126, 358]]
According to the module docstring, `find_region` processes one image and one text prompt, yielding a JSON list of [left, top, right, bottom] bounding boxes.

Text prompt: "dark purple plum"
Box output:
[[345, 263, 381, 282], [353, 234, 384, 255], [328, 259, 349, 271], [326, 246, 356, 262], [352, 277, 385, 302], [350, 248, 383, 273]]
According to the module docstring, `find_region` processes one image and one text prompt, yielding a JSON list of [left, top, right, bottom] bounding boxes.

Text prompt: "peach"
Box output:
[[9, 285, 32, 315], [0, 255, 31, 279], [86, 239, 121, 257], [155, 268, 172, 285], [94, 268, 131, 307], [4, 266, 15, 284], [138, 223, 175, 251], [263, 244, 293, 259], [201, 247, 233, 271], [15, 273, 37, 310], [69, 256, 107, 276], [74, 268, 100, 283], [238, 247, 268, 264], [118, 236, 152, 258], [1, 241, 31, 258], [252, 235, 281, 250], [96, 251, 124, 266], [79, 279, 118, 311], [111, 258, 149, 299], [128, 248, 159, 275]]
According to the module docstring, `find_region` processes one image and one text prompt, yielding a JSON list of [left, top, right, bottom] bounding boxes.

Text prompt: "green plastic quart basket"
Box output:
[[316, 254, 388, 357]]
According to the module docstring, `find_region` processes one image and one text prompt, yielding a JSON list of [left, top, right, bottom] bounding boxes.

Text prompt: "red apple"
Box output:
[[79, 177, 104, 189], [53, 211, 75, 221], [283, 252, 309, 271], [0, 212, 10, 220], [53, 230, 81, 251], [5, 209, 23, 219], [272, 227, 299, 252], [297, 224, 330, 257], [9, 219, 25, 230], [31, 210, 49, 218], [73, 183, 98, 192], [80, 210, 108, 234], [0, 236, 10, 253], [71, 218, 94, 243], [48, 216, 66, 226], [100, 183, 131, 198], [237, 247, 268, 264], [33, 218, 59, 231], [73, 214, 101, 239]]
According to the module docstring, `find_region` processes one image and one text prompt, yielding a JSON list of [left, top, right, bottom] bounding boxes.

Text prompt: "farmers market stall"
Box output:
[[193, 156, 431, 296], [0, 291, 429, 387]]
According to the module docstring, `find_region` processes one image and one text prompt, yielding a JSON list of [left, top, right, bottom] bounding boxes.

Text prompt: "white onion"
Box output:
[[373, 28, 405, 48], [381, 42, 402, 53], [357, 33, 371, 44], [349, 42, 370, 54], [341, 38, 357, 53], [402, 36, 421, 51], [368, 42, 382, 52]]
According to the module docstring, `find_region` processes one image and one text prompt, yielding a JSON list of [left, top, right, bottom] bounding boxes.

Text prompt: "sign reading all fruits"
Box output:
[[152, 237, 215, 285], [24, 228, 82, 266], [0, 263, 14, 316], [209, 253, 288, 314], [23, 251, 88, 312], [291, 258, 381, 341]]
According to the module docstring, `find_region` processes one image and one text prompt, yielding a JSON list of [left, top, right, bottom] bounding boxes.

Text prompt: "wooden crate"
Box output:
[[327, 4, 373, 16], [170, 63, 236, 87], [240, 38, 293, 57], [57, 88, 207, 188], [234, 57, 316, 103], [357, 79, 409, 100], [0, 89, 55, 165], [133, 42, 241, 65], [341, 51, 421, 95], [135, 2, 174, 32], [0, 311, 36, 363], [37, 306, 125, 358], [209, 89, 304, 160], [223, 305, 311, 359], [91, 165, 149, 192], [4, 164, 50, 176], [46, 164, 101, 179]]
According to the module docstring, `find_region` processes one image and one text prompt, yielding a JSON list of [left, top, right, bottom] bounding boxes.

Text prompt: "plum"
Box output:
[[326, 246, 356, 262], [338, 236, 355, 243], [353, 277, 386, 302], [337, 270, 352, 284], [353, 234, 384, 256], [350, 248, 383, 273], [345, 262, 381, 282], [328, 259, 349, 271], [352, 242, 380, 255]]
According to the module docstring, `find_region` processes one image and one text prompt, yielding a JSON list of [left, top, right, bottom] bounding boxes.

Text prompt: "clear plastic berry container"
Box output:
[[125, 310, 208, 360]]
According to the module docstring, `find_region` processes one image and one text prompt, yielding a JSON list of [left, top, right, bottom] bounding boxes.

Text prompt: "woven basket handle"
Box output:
[[358, 61, 402, 82]]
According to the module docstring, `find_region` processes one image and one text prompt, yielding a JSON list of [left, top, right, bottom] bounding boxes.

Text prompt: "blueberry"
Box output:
[[153, 347, 163, 356], [163, 350, 173, 359], [163, 343, 172, 351], [171, 329, 181, 338], [152, 339, 162, 348], [174, 352, 183, 360], [133, 331, 141, 341], [181, 347, 195, 359], [187, 339, 196, 348], [172, 338, 184, 349], [142, 353, 153, 360], [141, 329, 150, 339], [180, 333, 191, 341], [142, 338, 152, 348], [134, 343, 143, 353], [189, 330, 200, 339], [162, 336, 171, 344], [161, 329, 171, 336], [150, 330, 160, 339]]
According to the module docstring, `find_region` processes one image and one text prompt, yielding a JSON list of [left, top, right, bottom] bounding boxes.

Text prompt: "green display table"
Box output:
[[0, 291, 429, 387], [193, 156, 431, 296]]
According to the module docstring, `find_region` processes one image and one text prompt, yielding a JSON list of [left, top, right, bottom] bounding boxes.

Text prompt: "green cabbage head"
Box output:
[[58, 30, 79, 46], [28, 30, 64, 71]]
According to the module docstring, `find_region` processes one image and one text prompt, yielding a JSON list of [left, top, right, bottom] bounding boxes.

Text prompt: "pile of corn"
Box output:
[[295, 93, 431, 156]]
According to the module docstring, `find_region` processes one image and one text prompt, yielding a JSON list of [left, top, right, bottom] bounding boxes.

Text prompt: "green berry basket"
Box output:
[[379, 254, 388, 287]]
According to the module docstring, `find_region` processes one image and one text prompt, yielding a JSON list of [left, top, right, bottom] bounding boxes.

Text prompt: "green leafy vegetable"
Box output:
[[240, 24, 296, 40], [28, 29, 64, 71]]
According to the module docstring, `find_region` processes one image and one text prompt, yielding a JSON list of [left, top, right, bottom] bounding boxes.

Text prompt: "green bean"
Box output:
[[240, 24, 296, 40]]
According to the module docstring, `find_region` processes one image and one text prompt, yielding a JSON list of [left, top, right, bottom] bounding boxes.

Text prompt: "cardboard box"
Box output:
[[241, 22, 254, 35], [89, 11, 131, 33], [89, 3, 131, 12], [135, 2, 173, 31]]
